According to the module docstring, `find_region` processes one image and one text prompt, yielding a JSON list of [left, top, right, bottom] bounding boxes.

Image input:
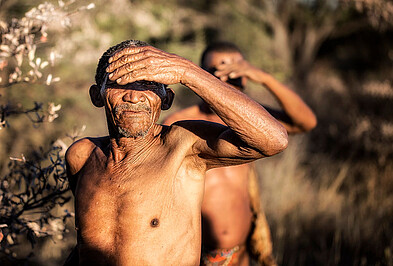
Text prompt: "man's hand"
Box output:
[[106, 46, 192, 86], [213, 59, 268, 84]]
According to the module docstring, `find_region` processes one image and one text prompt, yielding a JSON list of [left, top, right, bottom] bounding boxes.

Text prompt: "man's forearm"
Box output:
[[259, 73, 317, 133]]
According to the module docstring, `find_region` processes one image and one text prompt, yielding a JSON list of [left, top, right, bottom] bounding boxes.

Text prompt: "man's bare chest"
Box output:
[[74, 159, 182, 239], [76, 153, 175, 203], [75, 147, 204, 212], [73, 149, 205, 247]]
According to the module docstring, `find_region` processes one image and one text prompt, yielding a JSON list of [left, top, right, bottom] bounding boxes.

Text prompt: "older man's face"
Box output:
[[102, 80, 165, 138]]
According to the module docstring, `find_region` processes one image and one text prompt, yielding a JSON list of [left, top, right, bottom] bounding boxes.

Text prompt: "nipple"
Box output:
[[150, 218, 159, 228]]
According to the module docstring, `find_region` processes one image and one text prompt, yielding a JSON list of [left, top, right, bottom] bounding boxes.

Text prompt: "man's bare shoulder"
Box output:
[[163, 105, 202, 125], [65, 136, 109, 175]]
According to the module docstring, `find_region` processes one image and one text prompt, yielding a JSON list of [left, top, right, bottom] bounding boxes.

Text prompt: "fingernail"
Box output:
[[108, 57, 113, 63], [117, 78, 122, 83], [109, 73, 113, 79]]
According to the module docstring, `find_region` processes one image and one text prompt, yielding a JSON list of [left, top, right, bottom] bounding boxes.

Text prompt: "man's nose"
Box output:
[[122, 90, 146, 103]]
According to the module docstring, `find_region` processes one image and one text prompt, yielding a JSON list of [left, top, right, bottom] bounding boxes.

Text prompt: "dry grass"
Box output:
[[257, 135, 393, 265]]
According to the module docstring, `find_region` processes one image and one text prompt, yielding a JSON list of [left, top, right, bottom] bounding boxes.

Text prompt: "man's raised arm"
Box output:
[[106, 45, 288, 160], [214, 58, 317, 134]]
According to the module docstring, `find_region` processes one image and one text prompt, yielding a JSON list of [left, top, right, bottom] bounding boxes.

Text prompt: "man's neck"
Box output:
[[108, 124, 163, 162]]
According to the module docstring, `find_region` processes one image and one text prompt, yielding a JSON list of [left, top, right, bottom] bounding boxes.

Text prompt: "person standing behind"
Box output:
[[164, 42, 317, 266]]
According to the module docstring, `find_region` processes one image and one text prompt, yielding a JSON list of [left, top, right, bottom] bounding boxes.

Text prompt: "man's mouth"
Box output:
[[120, 110, 147, 115], [114, 104, 151, 116]]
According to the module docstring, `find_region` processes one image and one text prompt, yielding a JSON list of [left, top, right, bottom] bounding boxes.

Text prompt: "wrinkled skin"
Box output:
[[65, 44, 288, 266], [164, 50, 317, 266]]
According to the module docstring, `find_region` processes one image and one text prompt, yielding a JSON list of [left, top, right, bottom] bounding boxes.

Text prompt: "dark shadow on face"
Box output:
[[103, 80, 174, 111], [206, 67, 244, 91], [227, 77, 244, 90], [105, 80, 167, 96]]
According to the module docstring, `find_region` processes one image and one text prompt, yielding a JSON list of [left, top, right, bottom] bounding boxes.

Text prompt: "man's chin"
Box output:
[[118, 126, 150, 138]]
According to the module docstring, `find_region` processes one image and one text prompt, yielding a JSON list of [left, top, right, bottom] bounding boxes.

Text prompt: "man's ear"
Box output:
[[161, 87, 175, 110], [89, 85, 105, 107]]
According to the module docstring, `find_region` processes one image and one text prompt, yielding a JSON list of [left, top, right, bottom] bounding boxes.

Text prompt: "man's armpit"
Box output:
[[171, 120, 261, 167], [199, 130, 262, 169]]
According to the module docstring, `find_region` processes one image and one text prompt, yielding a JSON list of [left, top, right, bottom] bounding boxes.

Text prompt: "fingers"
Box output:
[[106, 51, 146, 74], [115, 70, 145, 85], [216, 62, 239, 74], [214, 60, 251, 81], [217, 70, 242, 79], [108, 59, 147, 82], [107, 47, 163, 72], [106, 46, 161, 83], [105, 45, 186, 86], [214, 67, 242, 81], [108, 46, 145, 63]]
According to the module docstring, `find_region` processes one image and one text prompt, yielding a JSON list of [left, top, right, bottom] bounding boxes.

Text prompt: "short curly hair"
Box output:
[[95, 39, 149, 88]]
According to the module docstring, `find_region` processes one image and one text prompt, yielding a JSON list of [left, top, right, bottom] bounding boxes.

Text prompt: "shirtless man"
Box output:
[[64, 40, 288, 265], [164, 42, 317, 266]]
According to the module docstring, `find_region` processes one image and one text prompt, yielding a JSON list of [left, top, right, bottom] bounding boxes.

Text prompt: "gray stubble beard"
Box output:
[[115, 103, 153, 138], [117, 126, 150, 138]]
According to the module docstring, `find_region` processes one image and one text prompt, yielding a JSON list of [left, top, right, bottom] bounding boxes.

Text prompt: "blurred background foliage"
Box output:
[[0, 0, 392, 265]]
